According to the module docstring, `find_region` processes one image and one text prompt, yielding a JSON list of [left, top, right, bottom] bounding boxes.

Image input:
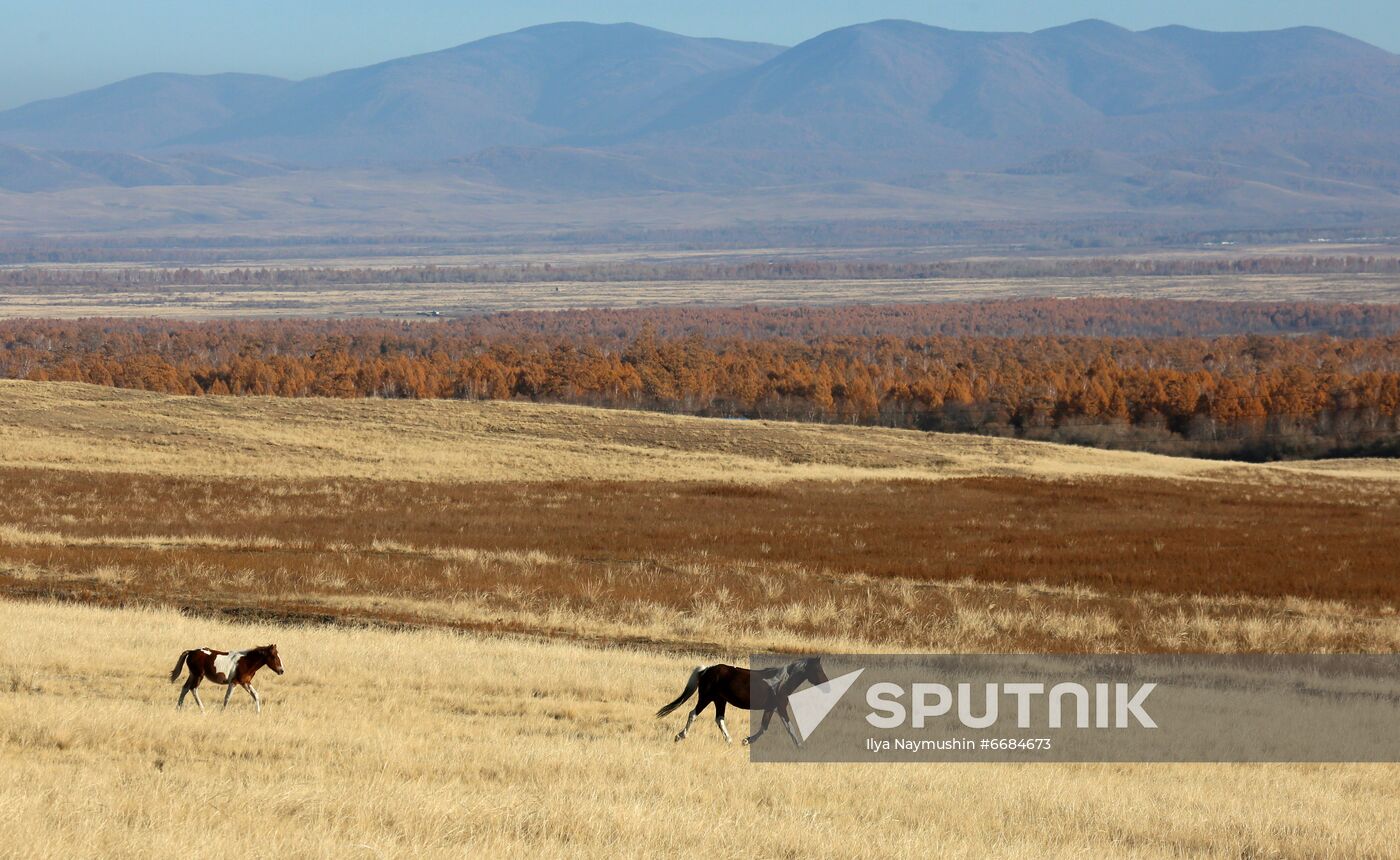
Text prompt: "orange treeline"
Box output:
[[4, 301, 1399, 458]]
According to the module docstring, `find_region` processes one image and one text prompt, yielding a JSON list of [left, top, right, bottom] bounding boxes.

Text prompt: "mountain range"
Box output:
[[3, 19, 1400, 236]]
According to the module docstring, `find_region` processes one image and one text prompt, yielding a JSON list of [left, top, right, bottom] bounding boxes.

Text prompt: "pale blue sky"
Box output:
[[4, 1, 1397, 109]]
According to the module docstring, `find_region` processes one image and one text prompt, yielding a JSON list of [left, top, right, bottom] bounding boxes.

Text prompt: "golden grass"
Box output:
[[3, 380, 1393, 486], [2, 599, 1396, 859]]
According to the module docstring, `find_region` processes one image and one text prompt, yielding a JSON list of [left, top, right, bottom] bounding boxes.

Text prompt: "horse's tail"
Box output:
[[169, 650, 192, 683], [655, 665, 707, 718]]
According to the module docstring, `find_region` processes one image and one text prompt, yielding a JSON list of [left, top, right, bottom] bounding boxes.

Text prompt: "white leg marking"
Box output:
[[780, 711, 802, 748], [191, 688, 205, 713], [717, 717, 732, 743], [744, 709, 773, 745], [675, 709, 698, 741], [247, 685, 260, 714]]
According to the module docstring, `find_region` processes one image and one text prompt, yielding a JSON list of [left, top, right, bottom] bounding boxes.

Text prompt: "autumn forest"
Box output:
[[5, 298, 1399, 459]]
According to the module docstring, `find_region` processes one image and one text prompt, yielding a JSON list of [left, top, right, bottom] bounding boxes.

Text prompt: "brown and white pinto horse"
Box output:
[[170, 645, 284, 713], [655, 657, 829, 746]]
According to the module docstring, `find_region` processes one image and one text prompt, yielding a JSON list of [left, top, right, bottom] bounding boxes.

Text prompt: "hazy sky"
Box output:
[[4, 1, 1397, 109]]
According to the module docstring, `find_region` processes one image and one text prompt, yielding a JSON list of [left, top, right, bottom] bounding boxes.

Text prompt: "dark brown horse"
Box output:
[[170, 645, 284, 713], [655, 657, 829, 746]]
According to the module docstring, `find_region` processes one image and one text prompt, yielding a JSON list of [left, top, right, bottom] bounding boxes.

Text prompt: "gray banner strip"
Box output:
[[745, 654, 1400, 762]]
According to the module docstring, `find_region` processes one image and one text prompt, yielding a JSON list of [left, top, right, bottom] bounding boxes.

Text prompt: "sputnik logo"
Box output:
[[788, 669, 865, 741]]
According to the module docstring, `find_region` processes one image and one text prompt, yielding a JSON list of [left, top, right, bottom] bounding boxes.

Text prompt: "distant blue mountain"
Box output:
[[168, 22, 782, 164], [632, 20, 1400, 163], [0, 73, 291, 152], [1, 19, 1398, 212]]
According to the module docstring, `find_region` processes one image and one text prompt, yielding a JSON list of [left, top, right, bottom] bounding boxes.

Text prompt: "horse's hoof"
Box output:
[[741, 738, 752, 746]]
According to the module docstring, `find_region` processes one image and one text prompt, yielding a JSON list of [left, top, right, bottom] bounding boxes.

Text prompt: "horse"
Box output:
[[169, 644, 284, 713], [655, 657, 829, 747]]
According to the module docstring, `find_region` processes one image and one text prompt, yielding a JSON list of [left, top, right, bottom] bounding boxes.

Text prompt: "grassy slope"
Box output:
[[4, 380, 1397, 485]]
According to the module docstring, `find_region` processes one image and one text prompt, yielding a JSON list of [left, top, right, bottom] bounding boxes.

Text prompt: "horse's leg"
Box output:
[[244, 683, 261, 714], [743, 708, 775, 745], [778, 703, 803, 748], [181, 671, 206, 713], [714, 700, 732, 743], [676, 694, 709, 742], [178, 670, 202, 710], [223, 681, 236, 710]]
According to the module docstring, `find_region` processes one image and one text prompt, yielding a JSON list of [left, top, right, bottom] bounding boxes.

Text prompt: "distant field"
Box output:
[[5, 273, 1400, 317]]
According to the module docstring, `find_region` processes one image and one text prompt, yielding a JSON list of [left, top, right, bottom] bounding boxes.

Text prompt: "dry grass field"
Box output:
[[2, 380, 1398, 856], [5, 273, 1400, 318], [2, 600, 1398, 859]]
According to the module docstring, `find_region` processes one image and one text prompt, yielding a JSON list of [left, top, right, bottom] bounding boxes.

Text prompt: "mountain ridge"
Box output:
[[2, 19, 1399, 231]]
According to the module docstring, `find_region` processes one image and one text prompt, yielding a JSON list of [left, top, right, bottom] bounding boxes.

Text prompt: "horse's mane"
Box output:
[[758, 657, 817, 693]]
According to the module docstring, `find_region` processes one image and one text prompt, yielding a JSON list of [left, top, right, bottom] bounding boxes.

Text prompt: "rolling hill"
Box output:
[[4, 380, 1396, 485]]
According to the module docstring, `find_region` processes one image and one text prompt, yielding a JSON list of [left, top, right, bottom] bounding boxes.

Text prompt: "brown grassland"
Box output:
[[1, 380, 1398, 856], [2, 467, 1398, 654]]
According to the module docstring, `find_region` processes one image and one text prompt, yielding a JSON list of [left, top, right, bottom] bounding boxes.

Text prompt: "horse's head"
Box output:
[[263, 644, 284, 675], [803, 656, 830, 689]]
